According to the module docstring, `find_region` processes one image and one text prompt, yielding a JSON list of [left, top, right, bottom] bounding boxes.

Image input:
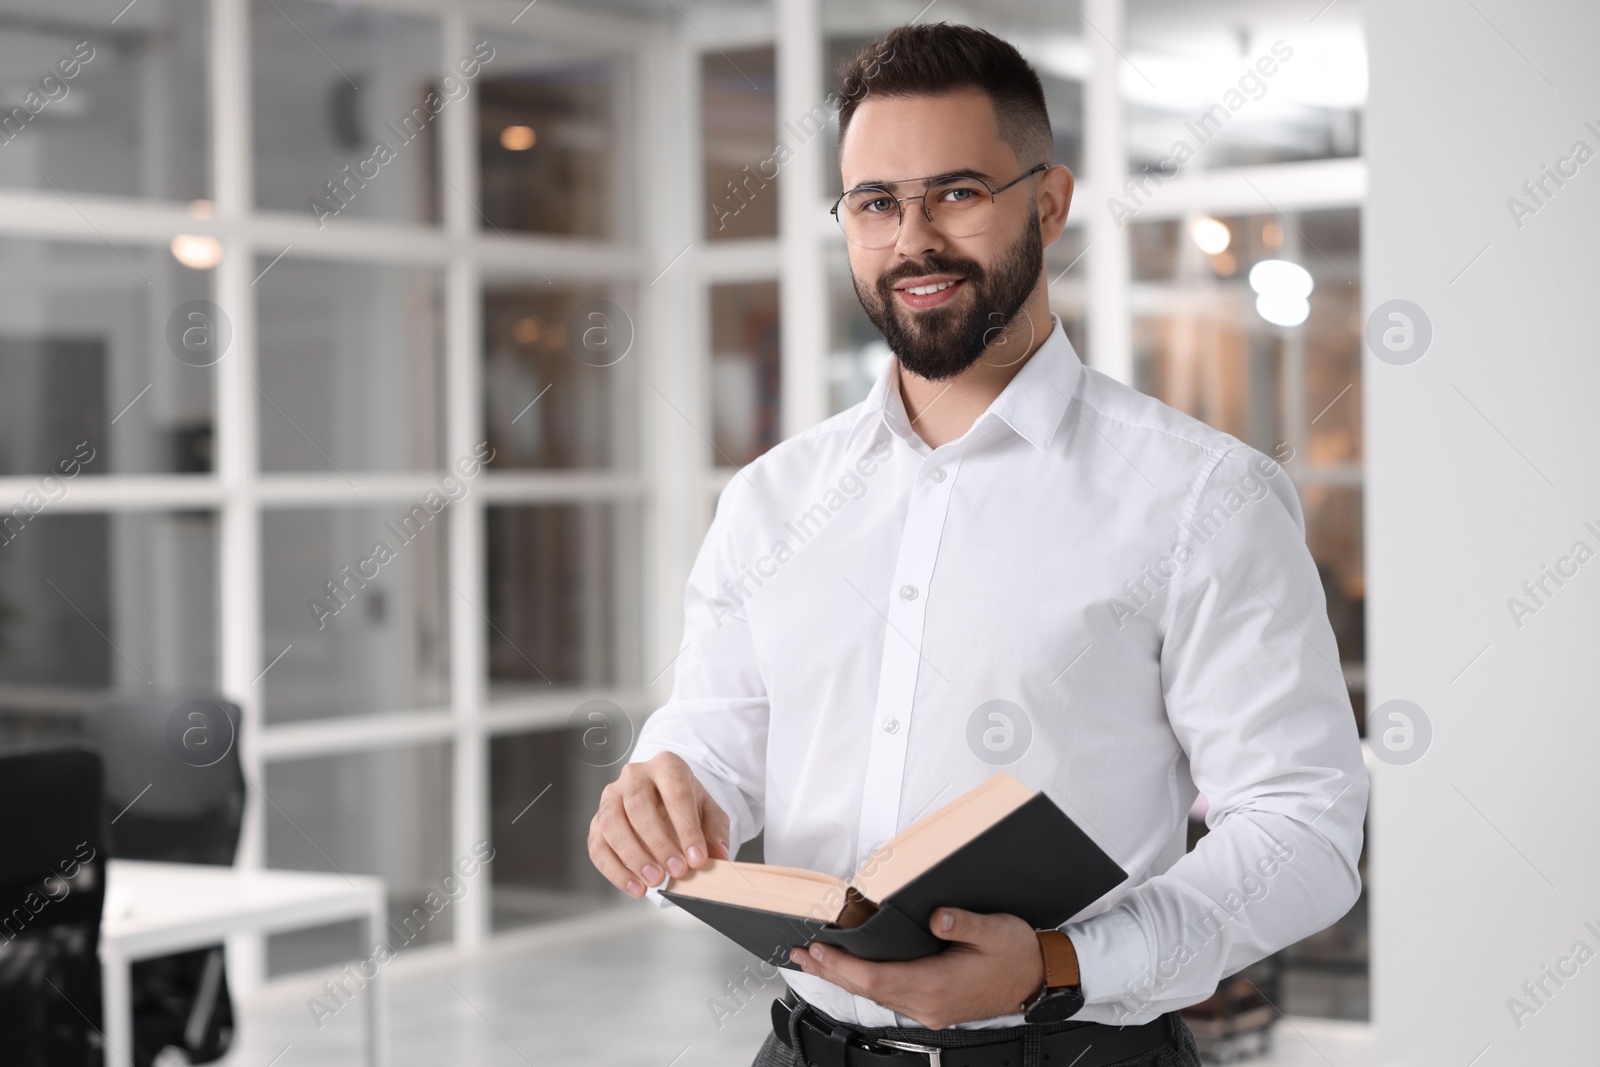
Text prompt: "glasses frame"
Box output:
[[829, 162, 1051, 247]]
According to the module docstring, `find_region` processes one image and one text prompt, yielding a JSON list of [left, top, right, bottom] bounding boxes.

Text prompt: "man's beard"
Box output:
[[853, 206, 1044, 382]]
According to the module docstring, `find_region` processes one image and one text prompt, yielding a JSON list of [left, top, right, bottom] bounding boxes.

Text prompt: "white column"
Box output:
[[641, 25, 702, 701], [1367, 1, 1600, 1061], [212, 0, 266, 997], [1083, 0, 1132, 385], [441, 9, 488, 954], [776, 0, 828, 433]]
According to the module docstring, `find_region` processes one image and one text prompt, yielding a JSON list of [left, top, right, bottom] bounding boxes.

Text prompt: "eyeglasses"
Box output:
[[830, 162, 1050, 249]]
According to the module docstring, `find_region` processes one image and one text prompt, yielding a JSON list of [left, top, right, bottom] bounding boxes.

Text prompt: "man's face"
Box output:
[[840, 89, 1045, 381]]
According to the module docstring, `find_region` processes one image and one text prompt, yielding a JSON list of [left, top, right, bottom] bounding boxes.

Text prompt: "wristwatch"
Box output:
[[1021, 929, 1085, 1023]]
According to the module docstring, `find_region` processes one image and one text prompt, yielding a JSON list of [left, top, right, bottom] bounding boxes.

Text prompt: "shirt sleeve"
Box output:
[[1065, 445, 1369, 1020], [628, 475, 770, 908]]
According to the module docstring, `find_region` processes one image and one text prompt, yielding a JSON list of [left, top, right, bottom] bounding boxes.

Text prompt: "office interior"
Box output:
[[1, 0, 1594, 1063]]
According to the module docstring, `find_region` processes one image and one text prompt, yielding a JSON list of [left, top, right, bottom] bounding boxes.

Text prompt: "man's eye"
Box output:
[[858, 196, 894, 215], [937, 185, 981, 203]]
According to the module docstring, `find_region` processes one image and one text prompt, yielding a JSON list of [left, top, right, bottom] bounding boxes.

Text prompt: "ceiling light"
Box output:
[[500, 125, 536, 151], [1248, 259, 1313, 327], [1248, 259, 1313, 300], [1191, 217, 1231, 255], [1255, 293, 1310, 327], [511, 316, 542, 345], [170, 234, 222, 270]]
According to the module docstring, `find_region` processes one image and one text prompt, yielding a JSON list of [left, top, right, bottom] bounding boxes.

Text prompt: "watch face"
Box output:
[[1024, 987, 1084, 1023]]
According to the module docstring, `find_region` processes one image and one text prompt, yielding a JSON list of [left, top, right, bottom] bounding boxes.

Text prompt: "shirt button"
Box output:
[[883, 718, 900, 733], [929, 468, 946, 482], [899, 584, 918, 601]]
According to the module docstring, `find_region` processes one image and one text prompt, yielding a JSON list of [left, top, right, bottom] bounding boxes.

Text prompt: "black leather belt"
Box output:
[[770, 989, 1174, 1067]]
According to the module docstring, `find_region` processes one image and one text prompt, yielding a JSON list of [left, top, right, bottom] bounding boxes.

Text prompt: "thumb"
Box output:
[[928, 907, 984, 942]]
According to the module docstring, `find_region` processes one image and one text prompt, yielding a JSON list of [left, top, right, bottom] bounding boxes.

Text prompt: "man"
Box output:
[[589, 22, 1367, 1067]]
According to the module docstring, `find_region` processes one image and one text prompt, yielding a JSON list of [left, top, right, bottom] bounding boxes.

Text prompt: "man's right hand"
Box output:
[[588, 752, 732, 898]]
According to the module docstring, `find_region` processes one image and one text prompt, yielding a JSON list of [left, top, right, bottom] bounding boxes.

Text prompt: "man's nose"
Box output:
[[893, 198, 946, 259]]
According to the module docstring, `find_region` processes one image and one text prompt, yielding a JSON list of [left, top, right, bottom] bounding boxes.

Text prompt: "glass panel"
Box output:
[[1302, 209, 1362, 466], [261, 507, 449, 725], [1124, 0, 1364, 172], [476, 32, 629, 240], [1302, 484, 1364, 665], [489, 727, 619, 931], [0, 238, 216, 475], [486, 503, 638, 701], [704, 47, 778, 240], [0, 512, 217, 745], [264, 743, 456, 977], [1046, 225, 1089, 357], [252, 1, 443, 225], [0, 1, 208, 201], [1133, 305, 1283, 452], [1132, 208, 1359, 461], [709, 281, 781, 466], [1131, 219, 1181, 281], [482, 283, 637, 471], [256, 258, 444, 473]]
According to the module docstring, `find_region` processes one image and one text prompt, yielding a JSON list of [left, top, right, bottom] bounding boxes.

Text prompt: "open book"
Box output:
[[659, 771, 1127, 969]]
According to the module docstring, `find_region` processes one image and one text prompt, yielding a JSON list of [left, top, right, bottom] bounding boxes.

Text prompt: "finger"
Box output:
[[929, 907, 987, 942], [655, 769, 716, 873], [698, 792, 732, 863], [790, 943, 864, 998], [596, 789, 666, 886], [589, 833, 647, 898], [621, 778, 686, 879], [796, 942, 909, 1003]]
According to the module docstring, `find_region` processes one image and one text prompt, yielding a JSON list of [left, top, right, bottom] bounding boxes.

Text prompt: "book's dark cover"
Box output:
[[660, 791, 1128, 970]]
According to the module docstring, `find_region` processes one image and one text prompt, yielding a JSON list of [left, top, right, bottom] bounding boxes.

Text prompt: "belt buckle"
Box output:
[[871, 1038, 943, 1066]]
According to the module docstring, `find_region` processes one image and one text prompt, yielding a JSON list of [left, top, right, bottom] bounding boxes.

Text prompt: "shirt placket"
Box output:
[[850, 438, 968, 1026]]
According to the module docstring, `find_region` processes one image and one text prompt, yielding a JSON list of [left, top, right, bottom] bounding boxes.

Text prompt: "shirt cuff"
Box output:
[[1060, 906, 1150, 1006]]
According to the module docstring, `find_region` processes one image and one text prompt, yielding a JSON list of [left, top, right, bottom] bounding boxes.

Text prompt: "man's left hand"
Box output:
[[788, 908, 1046, 1030]]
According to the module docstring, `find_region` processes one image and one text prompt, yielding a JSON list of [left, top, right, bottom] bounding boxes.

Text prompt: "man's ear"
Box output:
[[1039, 164, 1075, 246]]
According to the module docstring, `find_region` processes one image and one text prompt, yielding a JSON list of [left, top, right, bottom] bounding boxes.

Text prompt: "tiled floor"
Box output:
[[220, 907, 1372, 1067]]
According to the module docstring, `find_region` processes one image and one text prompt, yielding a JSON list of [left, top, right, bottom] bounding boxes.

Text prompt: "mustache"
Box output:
[[878, 256, 986, 291]]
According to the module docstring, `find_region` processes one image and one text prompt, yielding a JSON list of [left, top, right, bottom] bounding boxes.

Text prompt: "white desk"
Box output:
[[100, 860, 389, 1067]]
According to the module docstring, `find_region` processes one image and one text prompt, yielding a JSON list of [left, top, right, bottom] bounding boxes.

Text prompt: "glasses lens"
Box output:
[[925, 178, 993, 238], [840, 188, 900, 247], [837, 180, 996, 248]]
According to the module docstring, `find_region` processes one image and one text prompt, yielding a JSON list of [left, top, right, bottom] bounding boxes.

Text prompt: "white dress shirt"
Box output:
[[629, 313, 1368, 1029]]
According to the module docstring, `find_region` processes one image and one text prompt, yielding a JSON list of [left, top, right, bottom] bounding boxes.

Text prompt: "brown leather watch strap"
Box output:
[[1036, 929, 1080, 988]]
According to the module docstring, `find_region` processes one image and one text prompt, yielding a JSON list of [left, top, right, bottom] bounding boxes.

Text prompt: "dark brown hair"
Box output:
[[835, 23, 1054, 170]]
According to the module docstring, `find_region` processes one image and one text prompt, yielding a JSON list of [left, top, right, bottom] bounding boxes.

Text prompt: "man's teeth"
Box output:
[[904, 280, 958, 296]]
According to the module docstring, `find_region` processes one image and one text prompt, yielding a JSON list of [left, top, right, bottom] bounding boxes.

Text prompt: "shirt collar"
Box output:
[[845, 313, 1084, 454]]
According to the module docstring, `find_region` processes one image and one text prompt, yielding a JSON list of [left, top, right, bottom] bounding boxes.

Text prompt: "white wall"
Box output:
[[1366, 1, 1600, 1062]]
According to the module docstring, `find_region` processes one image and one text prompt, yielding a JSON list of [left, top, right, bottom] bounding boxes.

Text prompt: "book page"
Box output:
[[663, 859, 850, 921], [849, 772, 1036, 903]]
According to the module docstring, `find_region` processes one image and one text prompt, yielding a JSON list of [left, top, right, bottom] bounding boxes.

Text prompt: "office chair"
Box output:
[[85, 692, 245, 1067], [0, 743, 107, 1067]]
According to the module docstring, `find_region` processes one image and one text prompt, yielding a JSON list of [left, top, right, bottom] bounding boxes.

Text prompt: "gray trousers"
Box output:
[[750, 994, 1203, 1067]]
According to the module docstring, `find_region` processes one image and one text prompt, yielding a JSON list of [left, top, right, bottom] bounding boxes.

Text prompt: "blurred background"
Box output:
[[2, 0, 1587, 1064]]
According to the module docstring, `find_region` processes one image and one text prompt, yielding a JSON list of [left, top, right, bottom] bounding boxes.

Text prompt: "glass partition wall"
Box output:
[[0, 0, 1367, 1012], [0, 0, 652, 989]]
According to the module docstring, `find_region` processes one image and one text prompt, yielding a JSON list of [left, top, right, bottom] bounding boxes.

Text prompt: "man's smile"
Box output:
[[893, 273, 967, 310]]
